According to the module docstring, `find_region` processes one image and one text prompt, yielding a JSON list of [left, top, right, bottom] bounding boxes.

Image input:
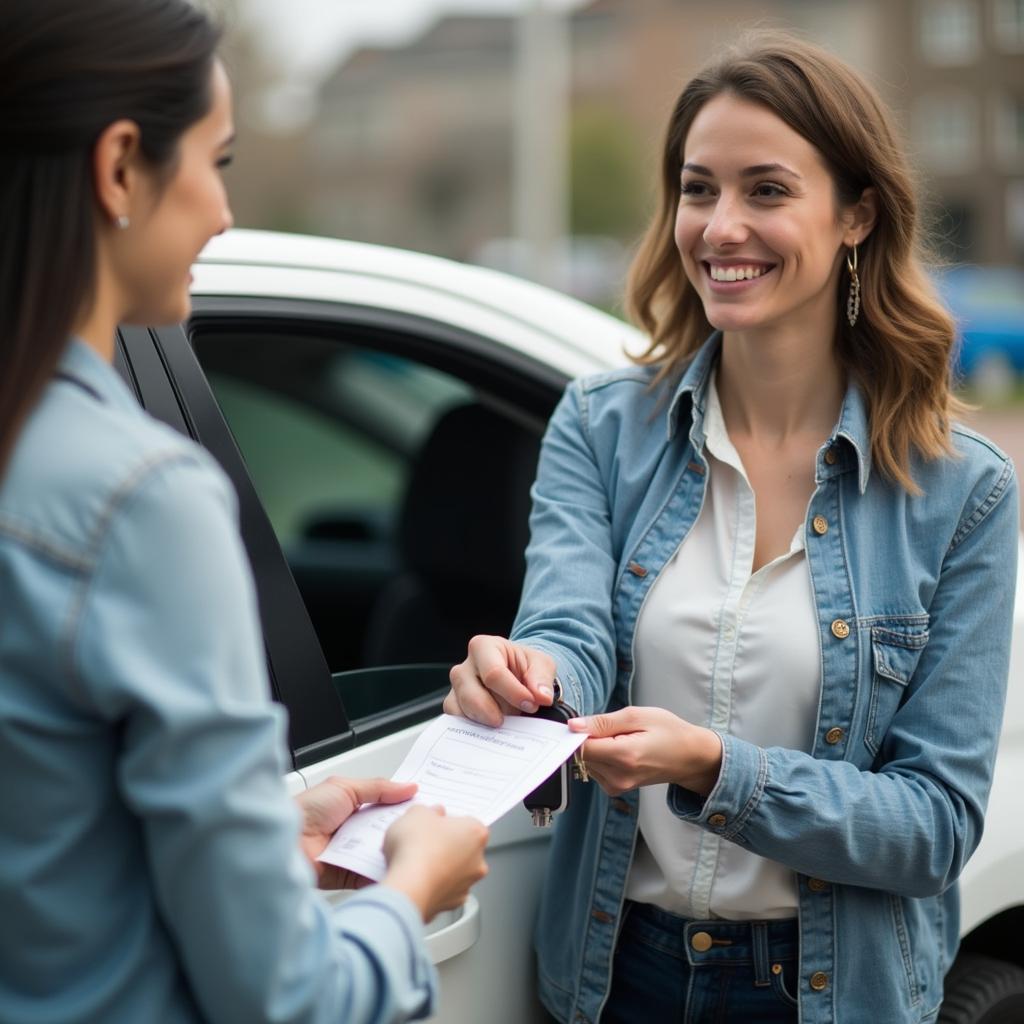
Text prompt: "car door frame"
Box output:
[[125, 296, 566, 769]]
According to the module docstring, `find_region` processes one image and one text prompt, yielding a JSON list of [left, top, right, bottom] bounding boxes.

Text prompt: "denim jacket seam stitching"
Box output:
[[723, 745, 768, 840], [856, 612, 930, 625], [829, 476, 862, 749], [948, 458, 1013, 552], [613, 454, 694, 615], [870, 626, 929, 649], [0, 516, 92, 572], [577, 801, 613, 1014], [578, 369, 652, 395], [61, 451, 201, 709], [575, 383, 605, 513]]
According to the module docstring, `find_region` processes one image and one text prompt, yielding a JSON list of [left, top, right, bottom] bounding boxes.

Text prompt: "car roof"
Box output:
[[194, 229, 645, 379]]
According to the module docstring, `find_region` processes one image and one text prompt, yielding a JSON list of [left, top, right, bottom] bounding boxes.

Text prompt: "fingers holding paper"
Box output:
[[568, 707, 724, 799], [297, 776, 418, 888], [445, 634, 557, 726]]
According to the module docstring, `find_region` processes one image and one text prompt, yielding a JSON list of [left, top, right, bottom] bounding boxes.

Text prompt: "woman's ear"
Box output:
[[91, 119, 143, 228], [843, 186, 878, 247]]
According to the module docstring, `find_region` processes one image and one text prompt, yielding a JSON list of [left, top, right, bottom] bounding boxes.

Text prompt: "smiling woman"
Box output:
[[445, 32, 1020, 1024]]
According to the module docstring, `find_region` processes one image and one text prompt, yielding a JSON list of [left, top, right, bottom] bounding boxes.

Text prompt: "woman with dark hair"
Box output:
[[0, 3, 487, 1022], [446, 33, 1018, 1023]]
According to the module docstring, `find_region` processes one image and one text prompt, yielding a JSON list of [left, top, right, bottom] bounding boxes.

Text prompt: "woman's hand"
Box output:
[[444, 634, 557, 727], [296, 776, 417, 889], [382, 805, 490, 922], [569, 707, 723, 798]]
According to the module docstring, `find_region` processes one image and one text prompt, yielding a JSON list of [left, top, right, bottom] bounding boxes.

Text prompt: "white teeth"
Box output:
[[709, 264, 766, 281]]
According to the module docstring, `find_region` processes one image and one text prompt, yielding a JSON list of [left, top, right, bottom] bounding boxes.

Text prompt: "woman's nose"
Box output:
[[702, 196, 748, 248]]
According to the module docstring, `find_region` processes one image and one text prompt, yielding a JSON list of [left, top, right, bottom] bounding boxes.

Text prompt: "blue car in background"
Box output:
[[937, 265, 1024, 398]]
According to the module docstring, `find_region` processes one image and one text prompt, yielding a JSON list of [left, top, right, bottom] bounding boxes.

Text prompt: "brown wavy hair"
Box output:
[[625, 33, 963, 494]]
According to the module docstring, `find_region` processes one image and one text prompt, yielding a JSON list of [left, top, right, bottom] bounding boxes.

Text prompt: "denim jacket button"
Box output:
[[824, 447, 838, 465], [627, 561, 648, 578], [825, 726, 844, 745], [830, 619, 850, 639], [812, 515, 828, 535], [810, 971, 830, 991], [808, 877, 830, 892], [708, 813, 727, 828]]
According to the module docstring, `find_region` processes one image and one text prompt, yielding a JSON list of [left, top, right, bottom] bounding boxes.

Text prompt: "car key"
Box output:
[[522, 697, 589, 827]]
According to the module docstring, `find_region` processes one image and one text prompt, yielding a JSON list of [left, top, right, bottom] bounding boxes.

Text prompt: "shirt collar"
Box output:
[[701, 368, 743, 476], [56, 338, 140, 415], [664, 330, 873, 494]]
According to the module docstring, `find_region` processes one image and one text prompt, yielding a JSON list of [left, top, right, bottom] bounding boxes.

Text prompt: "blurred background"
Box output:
[[211, 0, 1023, 455]]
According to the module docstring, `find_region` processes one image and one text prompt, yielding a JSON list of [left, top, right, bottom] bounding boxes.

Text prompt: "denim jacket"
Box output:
[[0, 341, 436, 1024], [511, 333, 1018, 1024]]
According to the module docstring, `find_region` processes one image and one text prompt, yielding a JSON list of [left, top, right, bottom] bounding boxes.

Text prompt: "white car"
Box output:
[[120, 228, 1023, 1022]]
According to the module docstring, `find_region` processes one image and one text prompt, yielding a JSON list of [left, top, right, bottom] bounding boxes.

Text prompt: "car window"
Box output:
[[192, 328, 542, 726]]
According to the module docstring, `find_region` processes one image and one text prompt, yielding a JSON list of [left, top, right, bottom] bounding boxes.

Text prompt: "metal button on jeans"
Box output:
[[825, 726, 844, 745], [690, 931, 713, 953], [708, 813, 727, 828], [812, 515, 828, 535], [830, 619, 850, 639], [810, 971, 829, 991], [808, 877, 829, 892]]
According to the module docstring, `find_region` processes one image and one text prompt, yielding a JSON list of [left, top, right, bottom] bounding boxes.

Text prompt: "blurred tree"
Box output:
[[569, 106, 648, 240]]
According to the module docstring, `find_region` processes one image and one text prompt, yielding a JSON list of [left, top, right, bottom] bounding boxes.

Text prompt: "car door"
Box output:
[[120, 301, 567, 1024]]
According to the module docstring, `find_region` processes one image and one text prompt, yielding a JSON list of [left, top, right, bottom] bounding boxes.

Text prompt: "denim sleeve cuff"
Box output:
[[337, 887, 439, 1016], [666, 732, 768, 845], [513, 639, 588, 715]]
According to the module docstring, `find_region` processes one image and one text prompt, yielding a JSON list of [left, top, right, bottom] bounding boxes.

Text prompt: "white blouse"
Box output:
[[624, 372, 822, 920]]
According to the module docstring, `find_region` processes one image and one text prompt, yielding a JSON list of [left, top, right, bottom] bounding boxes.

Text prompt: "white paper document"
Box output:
[[318, 713, 586, 881]]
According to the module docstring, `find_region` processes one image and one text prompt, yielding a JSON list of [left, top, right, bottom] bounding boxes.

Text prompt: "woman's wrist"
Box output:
[[675, 726, 723, 797], [381, 865, 433, 922]]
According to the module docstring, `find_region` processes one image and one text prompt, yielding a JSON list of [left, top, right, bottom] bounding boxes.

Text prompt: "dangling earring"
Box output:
[[846, 244, 861, 327], [116, 215, 130, 230]]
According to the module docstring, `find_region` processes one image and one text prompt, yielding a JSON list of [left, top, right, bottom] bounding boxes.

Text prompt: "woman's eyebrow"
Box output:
[[742, 162, 801, 179], [681, 161, 802, 179]]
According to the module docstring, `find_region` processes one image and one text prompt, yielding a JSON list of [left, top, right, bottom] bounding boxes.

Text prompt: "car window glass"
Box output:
[[192, 330, 541, 727]]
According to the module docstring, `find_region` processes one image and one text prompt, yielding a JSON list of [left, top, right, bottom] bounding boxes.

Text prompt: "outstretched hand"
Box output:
[[445, 634, 557, 727], [296, 776, 417, 889], [569, 707, 723, 798]]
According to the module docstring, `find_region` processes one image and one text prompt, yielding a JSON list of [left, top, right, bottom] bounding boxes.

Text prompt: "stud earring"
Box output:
[[846, 244, 860, 328], [116, 215, 130, 230]]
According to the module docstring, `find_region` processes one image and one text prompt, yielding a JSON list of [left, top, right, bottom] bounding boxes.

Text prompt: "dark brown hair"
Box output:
[[626, 33, 962, 493], [0, 0, 221, 476]]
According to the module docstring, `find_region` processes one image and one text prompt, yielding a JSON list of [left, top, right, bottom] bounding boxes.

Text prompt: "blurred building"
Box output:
[[302, 0, 1023, 274], [880, 0, 1024, 263], [310, 17, 516, 257]]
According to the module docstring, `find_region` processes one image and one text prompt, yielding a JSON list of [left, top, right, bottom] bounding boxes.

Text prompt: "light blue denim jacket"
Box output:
[[511, 333, 1018, 1024], [0, 340, 436, 1024]]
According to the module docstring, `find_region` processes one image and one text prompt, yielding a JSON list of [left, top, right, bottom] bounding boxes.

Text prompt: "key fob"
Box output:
[[522, 699, 578, 828]]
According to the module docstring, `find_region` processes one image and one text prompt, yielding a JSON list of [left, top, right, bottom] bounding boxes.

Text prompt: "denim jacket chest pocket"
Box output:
[[864, 621, 930, 757]]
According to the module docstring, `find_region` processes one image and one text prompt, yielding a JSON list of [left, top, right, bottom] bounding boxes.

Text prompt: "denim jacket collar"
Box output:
[[666, 331, 873, 494], [56, 338, 139, 416]]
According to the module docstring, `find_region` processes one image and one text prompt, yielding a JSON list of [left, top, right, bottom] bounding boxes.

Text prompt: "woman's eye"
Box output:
[[680, 181, 711, 197], [752, 182, 787, 198], [216, 154, 234, 170]]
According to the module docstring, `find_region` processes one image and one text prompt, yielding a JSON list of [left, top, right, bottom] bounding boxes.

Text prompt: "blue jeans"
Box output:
[[601, 902, 799, 1023]]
